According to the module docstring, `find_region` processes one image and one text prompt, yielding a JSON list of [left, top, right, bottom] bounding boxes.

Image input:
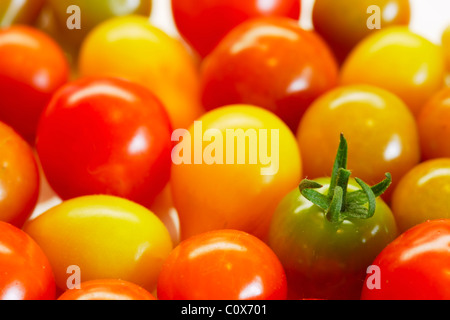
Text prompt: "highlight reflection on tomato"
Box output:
[[201, 17, 339, 132], [0, 0, 45, 27], [297, 85, 420, 200], [0, 122, 39, 228], [0, 26, 69, 143], [0, 222, 55, 300], [36, 77, 173, 206], [58, 279, 156, 301], [157, 230, 287, 300], [172, 0, 301, 58]]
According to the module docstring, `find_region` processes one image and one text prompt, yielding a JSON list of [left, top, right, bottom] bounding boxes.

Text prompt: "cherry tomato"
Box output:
[[313, 0, 410, 63], [443, 26, 450, 72], [201, 17, 338, 132], [47, 0, 151, 49], [341, 26, 446, 116], [392, 159, 450, 233], [0, 26, 69, 143], [297, 85, 420, 201], [0, 222, 55, 300], [36, 77, 172, 207], [269, 135, 398, 300], [79, 16, 203, 130], [361, 219, 450, 300], [172, 0, 301, 58], [0, 0, 45, 27], [418, 87, 450, 160], [58, 279, 156, 301], [170, 105, 302, 241], [157, 230, 287, 300], [23, 195, 173, 293], [0, 122, 39, 228]]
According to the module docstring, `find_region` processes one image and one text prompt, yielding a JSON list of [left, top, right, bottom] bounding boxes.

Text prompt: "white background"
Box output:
[[34, 0, 450, 217]]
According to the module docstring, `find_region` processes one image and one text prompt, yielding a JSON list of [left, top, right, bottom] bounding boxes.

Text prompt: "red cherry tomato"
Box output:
[[172, 0, 301, 57], [0, 122, 39, 228], [36, 77, 173, 207], [361, 220, 450, 300], [0, 26, 69, 143], [201, 17, 338, 131], [58, 279, 156, 300], [157, 230, 287, 300], [0, 222, 55, 300]]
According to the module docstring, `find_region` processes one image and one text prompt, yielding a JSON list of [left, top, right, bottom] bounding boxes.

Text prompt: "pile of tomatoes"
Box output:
[[0, 0, 450, 301]]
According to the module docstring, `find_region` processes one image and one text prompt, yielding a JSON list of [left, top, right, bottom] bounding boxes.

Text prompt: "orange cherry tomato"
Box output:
[[0, 222, 55, 300], [392, 159, 450, 233], [297, 85, 420, 201], [79, 16, 203, 130], [58, 279, 156, 300], [418, 87, 450, 160], [341, 26, 446, 116], [201, 17, 338, 132], [0, 26, 69, 143], [313, 0, 410, 63], [170, 105, 302, 241], [157, 230, 287, 300], [0, 122, 39, 228]]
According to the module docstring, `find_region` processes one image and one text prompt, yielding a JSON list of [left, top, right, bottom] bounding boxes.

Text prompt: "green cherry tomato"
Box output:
[[269, 135, 398, 300], [0, 0, 45, 27]]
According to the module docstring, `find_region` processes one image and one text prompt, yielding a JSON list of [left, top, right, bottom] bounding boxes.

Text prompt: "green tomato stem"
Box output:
[[298, 134, 392, 223]]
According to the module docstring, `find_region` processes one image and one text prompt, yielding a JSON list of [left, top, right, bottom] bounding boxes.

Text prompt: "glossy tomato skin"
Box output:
[[0, 122, 39, 228], [170, 105, 302, 241], [23, 195, 173, 293], [297, 85, 420, 201], [0, 222, 55, 300], [392, 159, 450, 233], [157, 230, 287, 300], [418, 87, 450, 160], [341, 27, 446, 116], [47, 0, 151, 48], [313, 0, 410, 63], [361, 220, 450, 300], [172, 0, 300, 57], [0, 0, 45, 27], [0, 26, 69, 143], [58, 279, 156, 300], [269, 179, 398, 300], [79, 16, 203, 130], [201, 17, 338, 132], [36, 77, 172, 207]]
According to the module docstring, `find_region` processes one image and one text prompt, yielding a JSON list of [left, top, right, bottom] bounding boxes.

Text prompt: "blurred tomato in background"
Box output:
[[0, 0, 45, 27], [0, 26, 69, 143], [172, 0, 301, 58]]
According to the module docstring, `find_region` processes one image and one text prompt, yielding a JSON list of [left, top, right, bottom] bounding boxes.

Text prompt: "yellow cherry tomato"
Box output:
[[23, 195, 172, 293], [297, 85, 420, 201], [79, 16, 203, 130], [341, 26, 446, 116], [392, 159, 450, 233], [170, 105, 302, 241]]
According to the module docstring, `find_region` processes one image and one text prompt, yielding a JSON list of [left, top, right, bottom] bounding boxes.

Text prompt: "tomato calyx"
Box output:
[[299, 134, 392, 223]]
